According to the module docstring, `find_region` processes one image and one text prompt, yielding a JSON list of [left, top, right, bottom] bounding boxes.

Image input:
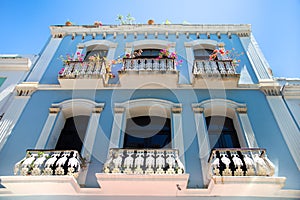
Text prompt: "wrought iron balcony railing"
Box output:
[[14, 150, 83, 177], [103, 148, 185, 175], [122, 58, 176, 71], [58, 60, 106, 79], [193, 60, 237, 76], [208, 148, 275, 177]]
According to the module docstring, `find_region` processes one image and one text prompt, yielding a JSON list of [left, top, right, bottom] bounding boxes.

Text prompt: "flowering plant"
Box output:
[[60, 52, 85, 65], [123, 49, 143, 59], [158, 48, 183, 66], [209, 44, 243, 67]]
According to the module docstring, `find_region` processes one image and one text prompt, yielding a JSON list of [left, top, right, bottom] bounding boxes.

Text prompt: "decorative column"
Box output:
[[107, 107, 126, 154], [0, 82, 37, 151], [81, 106, 104, 161], [171, 106, 185, 167], [262, 85, 300, 170], [78, 106, 104, 186], [35, 107, 61, 149], [184, 43, 194, 84], [240, 35, 273, 82], [27, 37, 63, 82], [236, 107, 258, 148], [192, 105, 210, 186]]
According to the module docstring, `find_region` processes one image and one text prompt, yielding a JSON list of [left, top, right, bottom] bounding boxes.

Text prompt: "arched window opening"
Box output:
[[84, 45, 108, 61], [206, 116, 240, 148], [194, 49, 213, 60], [137, 49, 161, 58], [123, 116, 171, 149], [55, 115, 90, 152]]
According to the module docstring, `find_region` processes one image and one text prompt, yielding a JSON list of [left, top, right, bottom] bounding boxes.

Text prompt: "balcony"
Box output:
[[0, 150, 83, 194], [208, 148, 275, 177], [96, 148, 189, 195], [206, 148, 286, 196], [117, 58, 179, 89], [14, 149, 83, 177], [192, 60, 240, 88], [58, 60, 107, 89]]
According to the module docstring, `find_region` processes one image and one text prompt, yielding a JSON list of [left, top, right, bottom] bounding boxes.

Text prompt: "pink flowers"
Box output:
[[209, 46, 243, 67], [58, 68, 64, 75]]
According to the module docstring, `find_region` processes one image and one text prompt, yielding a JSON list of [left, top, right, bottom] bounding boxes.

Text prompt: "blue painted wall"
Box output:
[[38, 32, 258, 85], [0, 89, 299, 189]]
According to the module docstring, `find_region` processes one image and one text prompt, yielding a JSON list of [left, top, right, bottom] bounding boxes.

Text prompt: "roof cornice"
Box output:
[[50, 24, 251, 38]]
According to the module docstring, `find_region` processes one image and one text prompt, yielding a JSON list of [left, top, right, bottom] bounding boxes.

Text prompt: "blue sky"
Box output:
[[1, 0, 299, 78]]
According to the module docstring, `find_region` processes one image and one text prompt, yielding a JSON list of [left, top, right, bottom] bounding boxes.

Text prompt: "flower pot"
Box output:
[[65, 21, 72, 26], [148, 19, 154, 25]]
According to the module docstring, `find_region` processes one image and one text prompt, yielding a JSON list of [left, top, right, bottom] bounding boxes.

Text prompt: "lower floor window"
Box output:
[[206, 116, 240, 148], [55, 115, 89, 152], [123, 116, 171, 149]]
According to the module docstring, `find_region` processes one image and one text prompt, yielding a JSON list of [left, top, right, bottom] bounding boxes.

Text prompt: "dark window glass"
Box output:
[[138, 49, 161, 58], [123, 116, 171, 149], [55, 115, 89, 152], [84, 50, 108, 61], [206, 116, 240, 148], [194, 49, 213, 60]]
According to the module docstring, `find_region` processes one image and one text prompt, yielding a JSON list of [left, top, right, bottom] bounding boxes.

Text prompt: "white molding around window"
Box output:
[[109, 98, 185, 165], [76, 40, 118, 61], [184, 39, 219, 84], [126, 39, 176, 51], [192, 99, 258, 185]]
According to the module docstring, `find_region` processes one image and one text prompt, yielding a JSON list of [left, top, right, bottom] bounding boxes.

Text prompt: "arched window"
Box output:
[[55, 115, 90, 152], [138, 49, 161, 58], [123, 116, 171, 149], [84, 45, 108, 61], [206, 116, 240, 148], [194, 49, 213, 60]]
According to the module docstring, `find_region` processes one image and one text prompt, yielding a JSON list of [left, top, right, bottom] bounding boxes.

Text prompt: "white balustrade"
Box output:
[[59, 60, 106, 79], [122, 58, 176, 71], [208, 148, 275, 177], [193, 60, 237, 76], [14, 150, 83, 177], [103, 148, 185, 175]]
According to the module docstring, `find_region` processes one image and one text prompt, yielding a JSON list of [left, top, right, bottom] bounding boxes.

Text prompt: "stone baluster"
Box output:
[[134, 150, 144, 174], [123, 149, 134, 174], [112, 149, 123, 173], [165, 150, 176, 174], [145, 59, 152, 70], [155, 150, 165, 174], [218, 61, 227, 74], [210, 61, 219, 75], [145, 150, 155, 174]]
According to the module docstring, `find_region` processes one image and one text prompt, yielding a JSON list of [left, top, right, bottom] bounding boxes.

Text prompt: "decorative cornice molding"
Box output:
[[114, 107, 125, 113], [93, 106, 104, 113], [192, 106, 204, 113], [49, 107, 60, 114], [15, 82, 38, 96], [281, 84, 300, 98], [236, 107, 248, 113], [0, 57, 31, 71], [50, 24, 251, 38], [259, 81, 281, 96], [171, 106, 182, 113]]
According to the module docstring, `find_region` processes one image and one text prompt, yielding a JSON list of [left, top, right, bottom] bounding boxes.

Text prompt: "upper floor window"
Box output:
[[206, 116, 240, 149], [84, 45, 108, 61], [123, 116, 171, 149], [136, 49, 161, 58], [194, 49, 214, 60]]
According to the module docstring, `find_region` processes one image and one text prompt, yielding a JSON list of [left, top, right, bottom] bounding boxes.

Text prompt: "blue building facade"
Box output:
[[0, 22, 299, 199]]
